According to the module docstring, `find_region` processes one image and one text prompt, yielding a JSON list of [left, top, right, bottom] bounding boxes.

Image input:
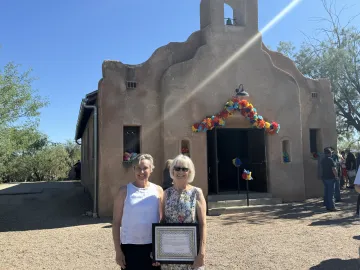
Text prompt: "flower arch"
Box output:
[[191, 96, 280, 134]]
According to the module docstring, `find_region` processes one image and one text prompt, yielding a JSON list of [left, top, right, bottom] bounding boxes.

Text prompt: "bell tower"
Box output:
[[200, 0, 258, 32]]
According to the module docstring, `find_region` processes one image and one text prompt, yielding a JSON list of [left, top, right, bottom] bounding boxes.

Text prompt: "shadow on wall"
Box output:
[[309, 258, 360, 270], [0, 181, 111, 232], [219, 190, 360, 226]]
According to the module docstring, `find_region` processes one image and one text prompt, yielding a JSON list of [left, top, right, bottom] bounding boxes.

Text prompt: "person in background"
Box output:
[[74, 160, 81, 180], [321, 148, 339, 211], [356, 152, 360, 171], [112, 154, 162, 270], [339, 151, 348, 189], [318, 147, 329, 206], [345, 149, 356, 189], [354, 169, 360, 216], [162, 159, 173, 191], [329, 147, 341, 202]]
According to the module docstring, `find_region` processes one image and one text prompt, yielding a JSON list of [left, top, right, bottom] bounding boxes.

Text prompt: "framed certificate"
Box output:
[[152, 223, 200, 264]]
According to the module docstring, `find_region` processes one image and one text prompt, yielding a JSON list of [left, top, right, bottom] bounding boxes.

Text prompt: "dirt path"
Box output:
[[0, 182, 359, 270]]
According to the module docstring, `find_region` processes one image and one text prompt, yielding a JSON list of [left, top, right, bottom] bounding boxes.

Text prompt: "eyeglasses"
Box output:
[[174, 167, 189, 172]]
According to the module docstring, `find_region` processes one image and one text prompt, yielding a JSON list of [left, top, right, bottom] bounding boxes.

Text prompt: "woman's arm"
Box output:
[[112, 186, 127, 268], [157, 185, 164, 222], [196, 188, 207, 257], [160, 190, 167, 223]]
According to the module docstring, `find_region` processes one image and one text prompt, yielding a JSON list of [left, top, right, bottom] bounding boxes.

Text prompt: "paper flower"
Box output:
[[242, 169, 253, 180], [191, 96, 280, 134], [232, 158, 242, 167]]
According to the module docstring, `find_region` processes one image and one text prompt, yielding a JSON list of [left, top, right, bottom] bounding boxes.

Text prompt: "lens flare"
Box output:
[[147, 0, 302, 137]]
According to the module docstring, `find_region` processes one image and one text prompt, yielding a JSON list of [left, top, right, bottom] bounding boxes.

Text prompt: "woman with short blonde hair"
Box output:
[[112, 153, 162, 270], [169, 155, 196, 183], [161, 154, 206, 270]]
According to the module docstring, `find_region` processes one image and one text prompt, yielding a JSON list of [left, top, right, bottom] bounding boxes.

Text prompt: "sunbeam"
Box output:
[[149, 0, 303, 137]]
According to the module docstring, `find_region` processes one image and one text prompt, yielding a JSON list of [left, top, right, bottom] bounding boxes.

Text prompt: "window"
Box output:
[[181, 139, 190, 157], [282, 140, 291, 163], [309, 129, 321, 153], [126, 81, 137, 89], [126, 67, 137, 89], [224, 3, 235, 25], [311, 92, 318, 98], [124, 126, 141, 155]]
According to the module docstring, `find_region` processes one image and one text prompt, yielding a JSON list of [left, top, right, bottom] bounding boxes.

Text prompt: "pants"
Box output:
[[357, 194, 360, 215], [323, 179, 336, 210], [323, 179, 340, 204], [349, 176, 356, 187], [121, 244, 160, 270], [340, 175, 345, 187], [334, 179, 341, 201]]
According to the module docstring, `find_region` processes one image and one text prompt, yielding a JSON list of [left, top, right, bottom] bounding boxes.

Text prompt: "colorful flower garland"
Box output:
[[191, 97, 280, 134]]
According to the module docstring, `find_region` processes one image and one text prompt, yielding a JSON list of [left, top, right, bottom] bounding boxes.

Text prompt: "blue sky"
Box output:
[[1, 0, 359, 143]]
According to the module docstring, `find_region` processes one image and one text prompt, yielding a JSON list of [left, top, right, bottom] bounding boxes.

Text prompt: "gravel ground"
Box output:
[[0, 182, 359, 270]]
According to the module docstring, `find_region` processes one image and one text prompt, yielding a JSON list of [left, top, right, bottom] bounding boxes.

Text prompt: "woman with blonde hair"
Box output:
[[161, 154, 207, 270], [162, 159, 173, 190], [112, 154, 163, 270]]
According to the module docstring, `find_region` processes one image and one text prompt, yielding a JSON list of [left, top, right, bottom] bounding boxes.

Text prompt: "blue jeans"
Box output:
[[323, 179, 336, 210], [334, 179, 341, 201]]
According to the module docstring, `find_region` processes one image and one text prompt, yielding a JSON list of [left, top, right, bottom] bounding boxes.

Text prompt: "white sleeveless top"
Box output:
[[121, 182, 160, 244]]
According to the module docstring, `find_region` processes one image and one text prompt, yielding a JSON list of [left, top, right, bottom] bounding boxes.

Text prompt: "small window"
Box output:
[[310, 129, 321, 153], [126, 81, 137, 89], [311, 92, 318, 98], [282, 140, 291, 163], [224, 3, 235, 25], [124, 126, 140, 156], [181, 139, 190, 157], [126, 67, 136, 89]]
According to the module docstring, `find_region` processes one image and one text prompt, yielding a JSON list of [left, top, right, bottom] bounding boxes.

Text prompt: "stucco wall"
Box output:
[[97, 31, 205, 216], [262, 46, 337, 198], [89, 0, 337, 217], [161, 25, 305, 202]]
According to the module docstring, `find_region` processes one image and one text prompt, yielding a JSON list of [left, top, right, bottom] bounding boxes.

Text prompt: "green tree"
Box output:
[[3, 144, 70, 182], [29, 145, 70, 181], [63, 140, 81, 167], [276, 0, 360, 138], [0, 62, 48, 127], [0, 55, 49, 181]]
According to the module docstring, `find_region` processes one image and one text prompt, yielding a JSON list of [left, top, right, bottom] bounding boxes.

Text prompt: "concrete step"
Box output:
[[208, 197, 282, 209], [208, 192, 273, 202], [208, 203, 289, 216]]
